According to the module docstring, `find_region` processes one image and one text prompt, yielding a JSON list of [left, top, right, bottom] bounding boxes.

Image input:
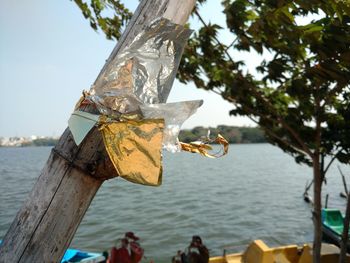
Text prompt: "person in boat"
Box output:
[[125, 232, 144, 263], [172, 250, 183, 263], [110, 238, 132, 263], [185, 236, 209, 263], [102, 251, 109, 263]]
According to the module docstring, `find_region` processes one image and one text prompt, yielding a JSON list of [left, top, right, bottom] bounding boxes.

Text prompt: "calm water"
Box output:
[[0, 144, 349, 262]]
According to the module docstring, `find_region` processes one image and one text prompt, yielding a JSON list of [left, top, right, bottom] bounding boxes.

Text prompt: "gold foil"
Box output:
[[180, 134, 229, 158], [99, 119, 164, 186]]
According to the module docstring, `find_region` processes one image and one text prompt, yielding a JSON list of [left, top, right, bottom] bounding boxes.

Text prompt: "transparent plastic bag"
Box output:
[[140, 100, 203, 152]]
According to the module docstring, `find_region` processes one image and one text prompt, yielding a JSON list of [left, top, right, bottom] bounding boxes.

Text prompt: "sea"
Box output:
[[0, 144, 349, 262]]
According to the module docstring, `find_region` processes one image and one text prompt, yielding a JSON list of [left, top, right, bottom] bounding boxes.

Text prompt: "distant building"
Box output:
[[0, 136, 58, 147]]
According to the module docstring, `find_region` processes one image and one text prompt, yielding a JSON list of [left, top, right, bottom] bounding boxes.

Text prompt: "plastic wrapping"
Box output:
[[89, 18, 193, 116], [67, 17, 227, 188], [140, 100, 203, 152], [68, 111, 100, 145]]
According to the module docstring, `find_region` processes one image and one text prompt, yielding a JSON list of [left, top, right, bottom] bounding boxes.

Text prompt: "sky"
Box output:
[[0, 0, 256, 137]]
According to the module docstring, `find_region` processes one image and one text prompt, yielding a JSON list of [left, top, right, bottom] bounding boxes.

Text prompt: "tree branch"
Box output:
[[194, 9, 237, 66], [212, 89, 310, 157], [195, 9, 313, 158], [246, 83, 314, 157], [324, 152, 340, 175], [321, 83, 349, 109]]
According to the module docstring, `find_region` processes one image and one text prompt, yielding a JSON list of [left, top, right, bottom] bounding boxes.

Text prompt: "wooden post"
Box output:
[[0, 1, 196, 262]]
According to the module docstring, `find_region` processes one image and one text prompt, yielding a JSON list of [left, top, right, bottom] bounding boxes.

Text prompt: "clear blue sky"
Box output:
[[0, 0, 255, 137]]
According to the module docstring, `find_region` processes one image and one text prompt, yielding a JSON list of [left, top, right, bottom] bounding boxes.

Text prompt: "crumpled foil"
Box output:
[[89, 18, 193, 117], [140, 100, 203, 152], [99, 119, 164, 186], [180, 134, 229, 158]]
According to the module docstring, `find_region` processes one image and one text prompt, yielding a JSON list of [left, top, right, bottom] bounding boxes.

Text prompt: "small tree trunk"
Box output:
[[339, 193, 350, 263], [313, 155, 322, 263]]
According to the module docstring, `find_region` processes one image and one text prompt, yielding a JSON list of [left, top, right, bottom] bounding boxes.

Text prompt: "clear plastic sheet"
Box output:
[[68, 111, 100, 145], [89, 18, 193, 115], [140, 100, 203, 152]]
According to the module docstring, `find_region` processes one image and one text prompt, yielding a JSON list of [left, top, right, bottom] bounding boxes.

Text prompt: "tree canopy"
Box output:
[[179, 2, 350, 261], [179, 0, 350, 168], [71, 0, 132, 39]]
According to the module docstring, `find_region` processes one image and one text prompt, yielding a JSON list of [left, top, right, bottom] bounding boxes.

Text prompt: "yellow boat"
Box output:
[[209, 239, 350, 263]]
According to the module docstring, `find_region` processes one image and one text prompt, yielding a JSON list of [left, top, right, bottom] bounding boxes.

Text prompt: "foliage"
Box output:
[[71, 0, 132, 39], [71, 0, 209, 40], [177, 2, 350, 261], [179, 125, 266, 144], [179, 0, 350, 169]]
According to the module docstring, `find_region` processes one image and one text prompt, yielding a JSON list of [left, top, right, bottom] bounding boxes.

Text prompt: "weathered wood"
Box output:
[[0, 0, 196, 262], [18, 159, 102, 262], [0, 129, 111, 263]]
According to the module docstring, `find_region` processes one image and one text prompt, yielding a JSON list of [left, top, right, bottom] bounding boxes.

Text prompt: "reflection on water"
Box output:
[[0, 144, 348, 262]]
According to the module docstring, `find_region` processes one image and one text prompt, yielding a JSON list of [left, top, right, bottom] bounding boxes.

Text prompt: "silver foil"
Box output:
[[89, 18, 193, 115]]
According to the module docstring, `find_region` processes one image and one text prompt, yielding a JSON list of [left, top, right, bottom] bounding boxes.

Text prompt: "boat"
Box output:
[[0, 240, 105, 263], [321, 208, 350, 252], [61, 248, 105, 263], [208, 239, 348, 263], [62, 237, 349, 263]]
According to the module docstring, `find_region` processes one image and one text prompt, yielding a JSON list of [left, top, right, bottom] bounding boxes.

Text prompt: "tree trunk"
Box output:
[[0, 1, 196, 262], [339, 193, 350, 263], [313, 155, 322, 263]]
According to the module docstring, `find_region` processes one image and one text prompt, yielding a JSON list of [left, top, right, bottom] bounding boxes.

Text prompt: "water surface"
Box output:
[[0, 144, 348, 262]]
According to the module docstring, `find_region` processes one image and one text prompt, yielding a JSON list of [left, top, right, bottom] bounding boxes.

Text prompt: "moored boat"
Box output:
[[321, 208, 350, 252], [209, 239, 348, 263], [61, 248, 105, 263], [0, 241, 105, 263]]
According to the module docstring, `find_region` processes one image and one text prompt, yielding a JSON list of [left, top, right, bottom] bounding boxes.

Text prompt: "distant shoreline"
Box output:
[[1, 125, 266, 147], [0, 137, 58, 147], [179, 125, 266, 144], [0, 141, 268, 148]]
